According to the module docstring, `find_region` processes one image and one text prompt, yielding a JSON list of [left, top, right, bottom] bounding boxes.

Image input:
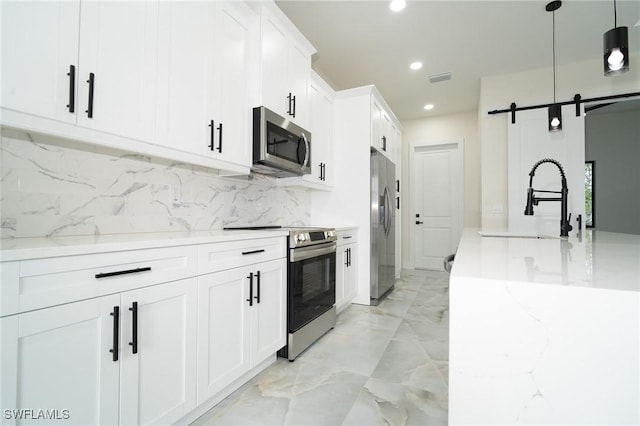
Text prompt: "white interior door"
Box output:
[[411, 140, 463, 271], [508, 106, 585, 236]]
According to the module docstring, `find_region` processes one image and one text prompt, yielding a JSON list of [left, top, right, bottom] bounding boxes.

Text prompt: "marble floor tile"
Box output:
[[191, 269, 450, 426]]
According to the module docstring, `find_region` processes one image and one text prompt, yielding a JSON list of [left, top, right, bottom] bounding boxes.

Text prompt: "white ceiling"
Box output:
[[275, 0, 640, 121]]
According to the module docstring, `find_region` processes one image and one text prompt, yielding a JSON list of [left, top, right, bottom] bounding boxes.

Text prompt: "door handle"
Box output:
[[67, 64, 75, 113], [208, 120, 215, 151], [254, 271, 261, 304], [416, 221, 423, 225], [217, 122, 223, 153], [129, 302, 138, 354], [86, 72, 95, 118], [246, 272, 254, 306], [109, 306, 119, 362]]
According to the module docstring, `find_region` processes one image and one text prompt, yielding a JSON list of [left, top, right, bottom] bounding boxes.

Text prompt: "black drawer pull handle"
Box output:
[[217, 122, 223, 153], [397, 196, 400, 210], [67, 64, 75, 113], [86, 72, 95, 118], [110, 306, 119, 362], [342, 236, 353, 239], [242, 249, 265, 256], [246, 272, 254, 306], [129, 302, 138, 354], [287, 92, 293, 116], [95, 267, 152, 279]]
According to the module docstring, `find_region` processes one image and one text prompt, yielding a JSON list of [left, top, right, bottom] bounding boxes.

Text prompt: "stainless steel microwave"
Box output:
[[252, 106, 311, 177]]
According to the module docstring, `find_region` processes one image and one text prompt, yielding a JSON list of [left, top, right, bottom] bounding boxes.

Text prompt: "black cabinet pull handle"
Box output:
[[382, 135, 387, 151], [287, 93, 293, 116], [217, 122, 223, 153], [397, 196, 400, 210], [342, 236, 353, 240], [242, 249, 265, 256], [95, 267, 151, 279], [416, 221, 423, 225], [67, 65, 75, 113], [345, 248, 349, 266], [129, 302, 138, 354], [255, 271, 261, 303], [110, 306, 119, 362], [86, 72, 95, 118], [396, 179, 400, 192], [208, 120, 215, 151], [246, 272, 254, 306], [292, 95, 296, 118]]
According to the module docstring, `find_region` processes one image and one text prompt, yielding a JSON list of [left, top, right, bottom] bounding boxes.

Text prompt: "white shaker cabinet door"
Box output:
[[260, 14, 290, 119], [212, 1, 254, 169], [344, 243, 359, 304], [156, 1, 253, 168], [119, 279, 197, 426], [156, 1, 216, 156], [251, 259, 286, 365], [77, 1, 158, 143], [0, 0, 80, 123], [196, 268, 251, 405], [0, 295, 120, 426], [287, 43, 311, 130]]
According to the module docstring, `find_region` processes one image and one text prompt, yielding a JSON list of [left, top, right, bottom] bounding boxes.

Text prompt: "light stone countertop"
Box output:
[[451, 228, 640, 293], [0, 229, 290, 262]]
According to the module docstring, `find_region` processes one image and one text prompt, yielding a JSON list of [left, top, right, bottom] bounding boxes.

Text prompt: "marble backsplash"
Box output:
[[0, 129, 310, 238]]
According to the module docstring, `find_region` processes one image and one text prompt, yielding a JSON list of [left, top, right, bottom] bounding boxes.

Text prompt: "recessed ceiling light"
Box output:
[[424, 104, 434, 111], [410, 61, 423, 71], [390, 0, 406, 12]]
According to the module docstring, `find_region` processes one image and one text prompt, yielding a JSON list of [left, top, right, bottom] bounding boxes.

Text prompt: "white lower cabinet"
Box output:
[[0, 236, 287, 425], [119, 279, 197, 425], [1, 294, 121, 426], [196, 258, 286, 405], [335, 229, 359, 313], [0, 278, 196, 426]]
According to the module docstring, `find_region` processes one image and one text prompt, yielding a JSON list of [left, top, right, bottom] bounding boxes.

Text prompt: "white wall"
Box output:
[[400, 110, 480, 268], [479, 56, 640, 231], [0, 129, 310, 238]]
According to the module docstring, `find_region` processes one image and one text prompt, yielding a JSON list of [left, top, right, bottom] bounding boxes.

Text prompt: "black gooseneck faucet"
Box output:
[[524, 158, 573, 237]]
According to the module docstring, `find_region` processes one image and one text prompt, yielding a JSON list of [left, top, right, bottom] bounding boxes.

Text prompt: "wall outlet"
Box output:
[[491, 204, 504, 214]]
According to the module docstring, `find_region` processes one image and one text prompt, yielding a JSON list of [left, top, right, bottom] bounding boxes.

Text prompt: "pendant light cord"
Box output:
[[552, 9, 557, 103], [614, 0, 618, 27]]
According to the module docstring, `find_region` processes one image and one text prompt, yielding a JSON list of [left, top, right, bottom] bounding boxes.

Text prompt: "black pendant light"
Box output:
[[604, 0, 629, 76], [547, 1, 562, 132]]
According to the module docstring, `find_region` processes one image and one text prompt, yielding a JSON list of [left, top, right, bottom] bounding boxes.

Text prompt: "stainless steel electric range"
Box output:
[[224, 226, 337, 361]]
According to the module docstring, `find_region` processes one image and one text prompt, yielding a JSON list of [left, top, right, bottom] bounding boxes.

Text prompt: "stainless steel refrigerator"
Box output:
[[370, 148, 396, 305]]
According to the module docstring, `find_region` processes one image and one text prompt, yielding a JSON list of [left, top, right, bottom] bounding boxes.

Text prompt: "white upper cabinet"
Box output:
[[306, 73, 334, 187], [1, 0, 159, 143], [278, 71, 334, 190], [77, 1, 159, 143], [156, 1, 255, 171], [371, 96, 396, 160], [258, 3, 315, 130], [1, 0, 81, 123]]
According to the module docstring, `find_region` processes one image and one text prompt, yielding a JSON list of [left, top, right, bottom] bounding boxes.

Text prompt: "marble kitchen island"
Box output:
[[449, 228, 639, 425]]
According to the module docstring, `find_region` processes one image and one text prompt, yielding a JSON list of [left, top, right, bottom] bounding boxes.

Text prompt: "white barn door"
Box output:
[[508, 106, 585, 236]]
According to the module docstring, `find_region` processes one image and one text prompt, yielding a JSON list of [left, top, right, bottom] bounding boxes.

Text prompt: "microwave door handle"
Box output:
[[301, 132, 310, 170]]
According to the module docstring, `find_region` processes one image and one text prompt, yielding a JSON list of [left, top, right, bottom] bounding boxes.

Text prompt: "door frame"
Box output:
[[409, 138, 464, 270]]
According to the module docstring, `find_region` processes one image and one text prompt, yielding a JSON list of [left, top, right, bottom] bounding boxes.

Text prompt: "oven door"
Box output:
[[288, 242, 336, 332]]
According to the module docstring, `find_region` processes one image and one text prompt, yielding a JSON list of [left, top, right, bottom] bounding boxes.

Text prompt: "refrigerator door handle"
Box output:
[[383, 186, 392, 236]]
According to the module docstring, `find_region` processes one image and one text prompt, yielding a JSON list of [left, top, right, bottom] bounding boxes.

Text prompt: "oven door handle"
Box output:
[[290, 242, 336, 262]]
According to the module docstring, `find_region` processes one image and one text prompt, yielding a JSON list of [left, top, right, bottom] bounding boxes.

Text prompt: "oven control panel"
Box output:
[[290, 229, 336, 248]]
